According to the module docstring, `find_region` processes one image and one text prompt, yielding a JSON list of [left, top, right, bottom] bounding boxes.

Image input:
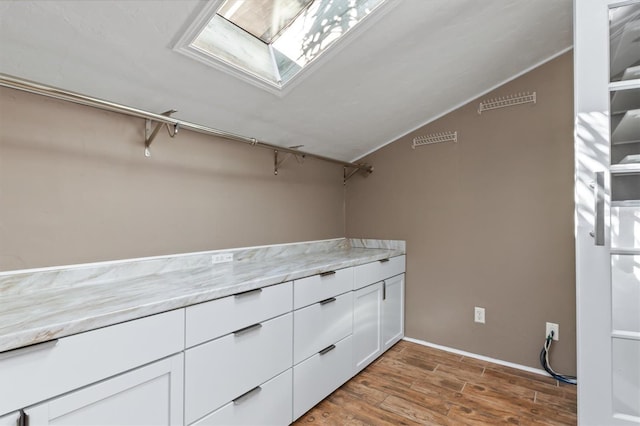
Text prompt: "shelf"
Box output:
[[611, 163, 640, 174], [612, 330, 640, 341], [612, 199, 640, 208], [609, 79, 640, 91]]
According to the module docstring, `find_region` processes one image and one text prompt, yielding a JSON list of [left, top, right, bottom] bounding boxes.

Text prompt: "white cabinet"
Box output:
[[0, 309, 185, 417], [382, 273, 405, 351], [575, 1, 640, 424], [293, 335, 353, 420], [0, 412, 20, 426], [352, 256, 405, 374], [25, 354, 184, 426], [193, 369, 292, 426], [291, 268, 354, 420], [185, 313, 293, 425], [293, 291, 353, 365], [353, 281, 384, 372]]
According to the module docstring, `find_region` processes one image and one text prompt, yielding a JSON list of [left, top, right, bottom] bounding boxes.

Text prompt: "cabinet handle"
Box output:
[[592, 171, 605, 246], [233, 385, 262, 405], [379, 258, 390, 263], [19, 410, 28, 426], [234, 288, 262, 298], [319, 344, 336, 355], [382, 280, 386, 301], [0, 339, 59, 362], [233, 323, 262, 336], [320, 270, 336, 277], [319, 297, 337, 305]]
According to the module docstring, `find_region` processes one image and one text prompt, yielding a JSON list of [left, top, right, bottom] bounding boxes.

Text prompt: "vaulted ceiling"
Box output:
[[0, 0, 573, 162]]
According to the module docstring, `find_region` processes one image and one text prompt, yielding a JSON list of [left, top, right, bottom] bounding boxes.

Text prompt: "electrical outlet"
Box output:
[[474, 307, 485, 324], [211, 252, 234, 264], [546, 322, 559, 341]]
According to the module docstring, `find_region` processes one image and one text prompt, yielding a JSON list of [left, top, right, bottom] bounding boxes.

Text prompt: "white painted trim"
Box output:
[[402, 337, 553, 378], [350, 46, 575, 163]]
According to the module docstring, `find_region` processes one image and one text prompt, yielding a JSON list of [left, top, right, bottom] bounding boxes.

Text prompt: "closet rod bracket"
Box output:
[[274, 147, 305, 175], [144, 109, 178, 157], [343, 164, 373, 185]]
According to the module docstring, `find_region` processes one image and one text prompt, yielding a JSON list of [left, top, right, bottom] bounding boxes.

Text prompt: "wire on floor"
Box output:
[[539, 331, 577, 385]]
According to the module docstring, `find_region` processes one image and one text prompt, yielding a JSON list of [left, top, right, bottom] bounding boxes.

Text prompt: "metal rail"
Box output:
[[0, 74, 373, 176]]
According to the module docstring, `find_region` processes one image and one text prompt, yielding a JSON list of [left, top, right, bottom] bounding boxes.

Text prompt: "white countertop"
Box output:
[[0, 238, 405, 353]]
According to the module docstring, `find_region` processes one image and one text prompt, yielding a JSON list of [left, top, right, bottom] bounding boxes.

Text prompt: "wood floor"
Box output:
[[294, 340, 577, 425]]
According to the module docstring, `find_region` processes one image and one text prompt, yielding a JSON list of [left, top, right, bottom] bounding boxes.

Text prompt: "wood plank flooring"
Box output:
[[293, 340, 577, 425]]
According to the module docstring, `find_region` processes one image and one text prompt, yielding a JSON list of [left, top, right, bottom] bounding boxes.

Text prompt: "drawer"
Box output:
[[354, 255, 405, 290], [193, 369, 292, 426], [293, 335, 353, 420], [0, 309, 184, 415], [293, 292, 352, 365], [186, 281, 292, 347], [293, 267, 353, 309], [611, 205, 640, 249], [185, 313, 293, 425]]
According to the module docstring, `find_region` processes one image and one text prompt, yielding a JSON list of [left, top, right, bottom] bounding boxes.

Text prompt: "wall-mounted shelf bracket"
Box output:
[[343, 164, 373, 185], [412, 131, 457, 148], [478, 92, 536, 114], [274, 147, 305, 175], [144, 109, 179, 157]]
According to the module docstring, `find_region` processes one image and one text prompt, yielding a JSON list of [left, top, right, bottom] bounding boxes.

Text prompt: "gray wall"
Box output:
[[0, 53, 576, 373], [345, 52, 576, 373], [0, 87, 345, 270]]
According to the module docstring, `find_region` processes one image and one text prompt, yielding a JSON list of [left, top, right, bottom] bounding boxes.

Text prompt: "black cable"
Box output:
[[539, 331, 577, 385]]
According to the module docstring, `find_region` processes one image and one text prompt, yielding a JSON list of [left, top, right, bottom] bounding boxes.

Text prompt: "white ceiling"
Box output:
[[0, 0, 573, 162]]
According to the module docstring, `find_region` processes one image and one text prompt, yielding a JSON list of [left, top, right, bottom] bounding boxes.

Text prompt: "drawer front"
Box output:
[[0, 309, 184, 416], [186, 281, 292, 347], [293, 292, 353, 365], [293, 335, 353, 421], [293, 267, 353, 309], [193, 369, 292, 426], [354, 255, 405, 290], [185, 313, 293, 425]]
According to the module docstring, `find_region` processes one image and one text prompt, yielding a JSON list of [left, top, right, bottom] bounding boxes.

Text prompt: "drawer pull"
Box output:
[[234, 288, 263, 298], [233, 323, 262, 336], [382, 280, 386, 300], [379, 258, 390, 263], [0, 339, 59, 362], [320, 270, 336, 277], [233, 385, 262, 405], [319, 297, 337, 305], [319, 344, 336, 355]]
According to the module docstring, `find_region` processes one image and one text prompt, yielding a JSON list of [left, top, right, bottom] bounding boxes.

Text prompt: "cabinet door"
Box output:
[[353, 282, 383, 373], [0, 411, 20, 426], [382, 274, 404, 351], [25, 354, 184, 426]]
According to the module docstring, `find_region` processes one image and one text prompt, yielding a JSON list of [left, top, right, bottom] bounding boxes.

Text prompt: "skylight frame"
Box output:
[[173, 0, 398, 96]]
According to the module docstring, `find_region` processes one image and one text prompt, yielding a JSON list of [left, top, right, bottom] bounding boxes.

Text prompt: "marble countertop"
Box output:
[[0, 238, 405, 353]]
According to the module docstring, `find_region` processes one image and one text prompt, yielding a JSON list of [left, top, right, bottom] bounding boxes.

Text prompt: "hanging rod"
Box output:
[[0, 74, 373, 174]]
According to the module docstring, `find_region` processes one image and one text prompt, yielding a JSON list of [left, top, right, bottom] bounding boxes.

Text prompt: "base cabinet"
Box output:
[[353, 273, 405, 373], [0, 412, 20, 426], [293, 335, 353, 420], [353, 282, 384, 372], [382, 274, 405, 351], [193, 369, 292, 426], [25, 354, 184, 426]]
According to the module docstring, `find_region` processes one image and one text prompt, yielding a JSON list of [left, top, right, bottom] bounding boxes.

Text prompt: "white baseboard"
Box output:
[[402, 337, 551, 378]]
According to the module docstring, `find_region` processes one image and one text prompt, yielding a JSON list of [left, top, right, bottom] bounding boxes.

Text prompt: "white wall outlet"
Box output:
[[474, 307, 485, 324], [546, 322, 559, 341], [211, 252, 234, 264]]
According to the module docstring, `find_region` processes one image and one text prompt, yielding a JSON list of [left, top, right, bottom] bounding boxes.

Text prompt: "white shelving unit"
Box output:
[[575, 1, 640, 424]]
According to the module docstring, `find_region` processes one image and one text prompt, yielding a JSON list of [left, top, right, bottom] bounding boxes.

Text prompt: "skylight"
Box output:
[[177, 0, 387, 91]]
